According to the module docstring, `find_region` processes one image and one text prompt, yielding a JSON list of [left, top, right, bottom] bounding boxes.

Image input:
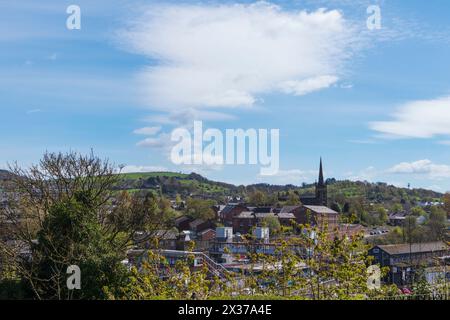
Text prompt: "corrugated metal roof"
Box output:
[[377, 241, 448, 255]]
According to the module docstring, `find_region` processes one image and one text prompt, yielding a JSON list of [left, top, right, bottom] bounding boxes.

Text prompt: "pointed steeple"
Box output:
[[315, 157, 328, 206], [318, 157, 324, 186]]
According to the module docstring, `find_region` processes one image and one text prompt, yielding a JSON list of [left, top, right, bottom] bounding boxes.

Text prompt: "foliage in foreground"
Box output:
[[109, 223, 401, 301]]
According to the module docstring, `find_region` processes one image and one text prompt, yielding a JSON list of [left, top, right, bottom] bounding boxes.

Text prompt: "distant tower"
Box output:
[[315, 158, 328, 206]]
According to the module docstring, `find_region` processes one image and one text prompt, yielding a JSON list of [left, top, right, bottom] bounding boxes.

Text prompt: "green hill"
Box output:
[[0, 168, 442, 205], [114, 171, 443, 205]]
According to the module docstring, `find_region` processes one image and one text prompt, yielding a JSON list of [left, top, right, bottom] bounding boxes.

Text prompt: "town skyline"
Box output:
[[2, 1, 450, 192]]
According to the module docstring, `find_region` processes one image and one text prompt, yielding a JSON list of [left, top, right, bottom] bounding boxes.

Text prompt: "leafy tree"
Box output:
[[175, 194, 182, 206], [261, 216, 281, 234], [0, 151, 172, 299], [376, 207, 388, 225], [403, 216, 418, 244], [411, 206, 426, 217], [412, 267, 432, 297], [285, 192, 301, 206], [248, 190, 268, 206], [185, 197, 216, 220], [330, 202, 342, 214], [391, 203, 403, 214], [443, 193, 450, 218], [427, 206, 447, 241], [111, 223, 400, 300], [31, 194, 129, 299]]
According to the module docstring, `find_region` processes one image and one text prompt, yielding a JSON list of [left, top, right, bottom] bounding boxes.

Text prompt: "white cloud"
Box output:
[[370, 96, 450, 138], [120, 2, 358, 114], [256, 169, 317, 185], [437, 140, 450, 146], [26, 109, 42, 115], [121, 165, 168, 173], [279, 75, 338, 96], [144, 110, 236, 126], [388, 159, 450, 179], [136, 132, 171, 148], [133, 126, 162, 135], [340, 83, 353, 89]]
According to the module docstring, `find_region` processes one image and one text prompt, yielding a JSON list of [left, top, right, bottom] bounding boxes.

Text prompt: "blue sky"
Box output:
[[2, 0, 450, 191]]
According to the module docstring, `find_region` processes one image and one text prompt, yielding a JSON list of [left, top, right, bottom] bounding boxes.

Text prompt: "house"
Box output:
[[220, 203, 249, 225], [188, 218, 215, 233], [232, 209, 297, 234], [295, 205, 339, 233], [276, 212, 296, 226], [369, 241, 449, 286], [154, 230, 178, 250], [134, 230, 179, 250], [279, 206, 302, 223], [198, 228, 216, 242], [174, 215, 192, 231], [212, 205, 226, 219], [388, 212, 407, 226], [232, 211, 255, 234]]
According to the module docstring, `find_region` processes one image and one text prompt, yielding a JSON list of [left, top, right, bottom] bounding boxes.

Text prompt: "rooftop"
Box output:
[[303, 205, 338, 214], [376, 241, 448, 255], [280, 205, 302, 213]]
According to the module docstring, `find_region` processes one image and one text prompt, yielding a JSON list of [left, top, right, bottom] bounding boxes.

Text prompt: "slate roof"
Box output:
[[221, 204, 247, 215], [253, 207, 273, 213], [154, 229, 179, 240], [280, 206, 302, 213], [377, 241, 448, 256], [174, 215, 191, 224], [189, 218, 206, 229]]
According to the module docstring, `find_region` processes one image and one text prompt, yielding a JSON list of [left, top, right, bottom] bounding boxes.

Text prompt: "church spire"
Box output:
[[318, 157, 324, 186], [315, 157, 328, 206]]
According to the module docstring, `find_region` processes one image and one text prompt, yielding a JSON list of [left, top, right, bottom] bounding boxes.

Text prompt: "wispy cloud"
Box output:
[[346, 166, 378, 181], [136, 132, 171, 149], [279, 75, 339, 96], [437, 140, 450, 146], [256, 168, 317, 185], [26, 108, 42, 115], [370, 96, 450, 139], [348, 139, 379, 145], [133, 126, 162, 135]]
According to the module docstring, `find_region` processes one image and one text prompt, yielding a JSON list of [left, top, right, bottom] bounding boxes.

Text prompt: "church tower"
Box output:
[[315, 158, 328, 206]]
